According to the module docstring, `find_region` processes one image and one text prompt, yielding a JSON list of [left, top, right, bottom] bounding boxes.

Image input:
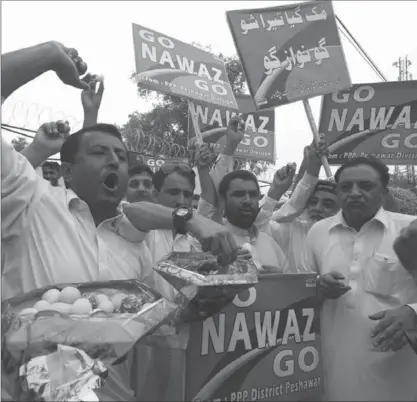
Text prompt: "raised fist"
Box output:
[[195, 143, 213, 170], [271, 162, 297, 192], [32, 120, 71, 157], [48, 41, 89, 90], [225, 115, 245, 147]]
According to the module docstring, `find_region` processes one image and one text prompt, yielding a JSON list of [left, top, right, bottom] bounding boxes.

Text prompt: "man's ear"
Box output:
[[61, 162, 73, 186], [152, 188, 159, 199]]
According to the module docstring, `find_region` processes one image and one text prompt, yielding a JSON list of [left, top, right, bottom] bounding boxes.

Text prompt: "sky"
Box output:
[[2, 0, 417, 179]]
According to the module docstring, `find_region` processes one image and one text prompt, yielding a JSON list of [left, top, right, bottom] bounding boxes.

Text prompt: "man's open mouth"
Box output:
[[103, 172, 119, 192]]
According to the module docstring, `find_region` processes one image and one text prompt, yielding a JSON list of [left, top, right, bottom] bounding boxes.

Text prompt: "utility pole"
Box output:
[[392, 56, 415, 185]]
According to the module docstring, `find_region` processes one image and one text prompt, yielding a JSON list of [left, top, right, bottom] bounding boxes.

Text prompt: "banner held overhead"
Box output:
[[132, 23, 239, 110], [188, 94, 276, 162], [319, 80, 417, 165], [226, 1, 351, 111]]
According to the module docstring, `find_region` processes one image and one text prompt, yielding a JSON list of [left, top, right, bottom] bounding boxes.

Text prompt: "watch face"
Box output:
[[176, 208, 189, 217]]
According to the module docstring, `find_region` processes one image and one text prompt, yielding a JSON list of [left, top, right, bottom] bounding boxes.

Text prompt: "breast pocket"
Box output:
[[364, 253, 410, 299]]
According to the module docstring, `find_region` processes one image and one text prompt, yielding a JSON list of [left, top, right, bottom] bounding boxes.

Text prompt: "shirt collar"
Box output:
[[66, 188, 123, 223], [329, 207, 389, 231], [224, 220, 258, 240]]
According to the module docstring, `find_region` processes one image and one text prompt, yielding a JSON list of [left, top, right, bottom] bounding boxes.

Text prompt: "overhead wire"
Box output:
[[2, 123, 36, 133], [1, 125, 60, 161], [336, 16, 388, 82], [1, 125, 35, 140]]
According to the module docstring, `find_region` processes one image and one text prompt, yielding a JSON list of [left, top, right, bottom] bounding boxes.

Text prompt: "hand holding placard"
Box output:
[[303, 99, 332, 178]]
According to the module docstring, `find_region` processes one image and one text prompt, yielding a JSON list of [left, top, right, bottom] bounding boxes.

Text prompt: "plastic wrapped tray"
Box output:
[[154, 251, 258, 304], [2, 279, 178, 401]]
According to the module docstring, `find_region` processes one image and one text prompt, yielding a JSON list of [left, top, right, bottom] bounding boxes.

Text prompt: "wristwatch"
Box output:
[[173, 207, 193, 235]]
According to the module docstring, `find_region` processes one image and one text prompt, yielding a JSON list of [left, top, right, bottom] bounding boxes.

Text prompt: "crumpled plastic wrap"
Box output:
[[154, 251, 259, 308], [19, 344, 106, 401], [1, 280, 178, 401]]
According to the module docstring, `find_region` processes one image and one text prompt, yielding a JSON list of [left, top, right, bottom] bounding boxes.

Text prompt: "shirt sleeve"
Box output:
[[303, 225, 320, 274], [210, 153, 234, 193], [268, 221, 290, 251], [272, 173, 318, 223], [196, 197, 223, 223], [1, 137, 48, 241], [254, 197, 275, 232]]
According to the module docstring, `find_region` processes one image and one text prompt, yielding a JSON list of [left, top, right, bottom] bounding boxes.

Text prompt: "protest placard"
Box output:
[[132, 23, 238, 110], [128, 151, 187, 172], [226, 1, 351, 110], [187, 94, 276, 162], [185, 274, 322, 402], [319, 80, 417, 165]]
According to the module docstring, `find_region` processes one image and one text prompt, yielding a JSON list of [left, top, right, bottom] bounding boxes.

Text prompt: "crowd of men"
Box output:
[[1, 41, 417, 402]]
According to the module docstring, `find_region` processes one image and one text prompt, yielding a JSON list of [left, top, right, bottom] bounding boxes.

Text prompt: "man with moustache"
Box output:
[[214, 170, 287, 271], [304, 156, 417, 401], [126, 163, 155, 203], [256, 141, 338, 272], [1, 40, 238, 401]]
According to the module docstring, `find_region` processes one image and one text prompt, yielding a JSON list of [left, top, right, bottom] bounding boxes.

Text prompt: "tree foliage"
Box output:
[[11, 136, 29, 152], [120, 43, 273, 176], [389, 186, 417, 215]]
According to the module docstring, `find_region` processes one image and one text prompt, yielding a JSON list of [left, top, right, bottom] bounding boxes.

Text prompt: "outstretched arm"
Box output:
[[1, 41, 88, 102], [195, 144, 217, 207], [123, 202, 238, 264], [272, 139, 327, 222]]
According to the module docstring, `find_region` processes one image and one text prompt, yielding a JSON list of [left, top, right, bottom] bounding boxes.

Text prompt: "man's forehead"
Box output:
[[129, 172, 153, 181], [82, 130, 126, 150], [229, 178, 258, 191], [161, 172, 193, 191], [312, 189, 338, 201], [338, 164, 380, 182]]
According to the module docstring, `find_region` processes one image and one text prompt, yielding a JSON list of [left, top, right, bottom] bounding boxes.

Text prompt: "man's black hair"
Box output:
[[128, 163, 154, 179], [334, 156, 390, 188], [42, 161, 61, 172], [314, 180, 337, 195], [153, 168, 196, 192], [60, 123, 125, 164], [219, 170, 260, 199]]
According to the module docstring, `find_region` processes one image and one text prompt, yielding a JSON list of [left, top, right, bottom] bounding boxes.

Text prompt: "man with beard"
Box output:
[[267, 179, 339, 273], [239, 140, 336, 273], [216, 170, 286, 270], [304, 156, 417, 401], [1, 40, 239, 401]]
